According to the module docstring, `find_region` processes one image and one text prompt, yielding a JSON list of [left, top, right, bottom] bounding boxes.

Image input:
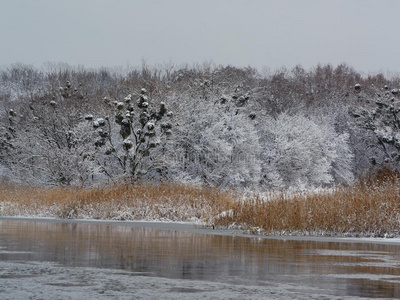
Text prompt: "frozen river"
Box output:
[[1, 217, 400, 299]]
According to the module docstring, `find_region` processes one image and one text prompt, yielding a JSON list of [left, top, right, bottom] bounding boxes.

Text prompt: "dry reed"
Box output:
[[0, 182, 235, 222], [1, 169, 400, 237], [215, 168, 400, 237]]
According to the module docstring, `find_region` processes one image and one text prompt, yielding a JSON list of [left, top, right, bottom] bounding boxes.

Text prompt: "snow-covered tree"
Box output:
[[317, 120, 355, 183], [351, 86, 400, 170], [166, 91, 261, 188], [0, 81, 101, 186], [89, 89, 173, 182], [260, 113, 353, 188], [3, 62, 398, 189]]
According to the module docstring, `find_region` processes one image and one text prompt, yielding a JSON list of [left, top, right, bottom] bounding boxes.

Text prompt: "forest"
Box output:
[[2, 62, 400, 235], [1, 62, 399, 190]]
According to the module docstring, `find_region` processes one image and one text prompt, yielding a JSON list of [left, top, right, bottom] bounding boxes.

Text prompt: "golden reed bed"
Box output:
[[1, 169, 400, 237]]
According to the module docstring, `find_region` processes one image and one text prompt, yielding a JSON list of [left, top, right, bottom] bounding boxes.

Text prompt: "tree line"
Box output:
[[1, 62, 400, 189]]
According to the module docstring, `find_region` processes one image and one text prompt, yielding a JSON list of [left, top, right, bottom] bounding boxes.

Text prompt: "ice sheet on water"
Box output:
[[0, 260, 376, 300]]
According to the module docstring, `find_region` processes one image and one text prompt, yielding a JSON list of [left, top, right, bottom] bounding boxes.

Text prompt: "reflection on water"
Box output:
[[1, 219, 400, 298]]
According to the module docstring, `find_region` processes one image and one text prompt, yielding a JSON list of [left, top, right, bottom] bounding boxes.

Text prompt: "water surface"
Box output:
[[1, 219, 400, 298]]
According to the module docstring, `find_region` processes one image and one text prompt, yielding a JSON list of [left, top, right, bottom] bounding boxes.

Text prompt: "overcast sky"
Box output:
[[1, 0, 400, 74]]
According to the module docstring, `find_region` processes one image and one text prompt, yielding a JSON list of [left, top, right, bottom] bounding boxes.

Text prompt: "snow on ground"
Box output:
[[0, 260, 387, 300]]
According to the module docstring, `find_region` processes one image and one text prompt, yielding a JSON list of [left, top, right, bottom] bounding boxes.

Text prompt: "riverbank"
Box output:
[[0, 182, 232, 223], [1, 169, 400, 238]]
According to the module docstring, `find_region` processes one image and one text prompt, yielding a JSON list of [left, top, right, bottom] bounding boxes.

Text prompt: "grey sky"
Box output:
[[1, 0, 400, 73]]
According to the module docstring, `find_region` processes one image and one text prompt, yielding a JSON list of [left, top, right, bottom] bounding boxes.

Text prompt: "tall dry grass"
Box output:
[[215, 168, 400, 237], [1, 169, 400, 237], [0, 182, 235, 222]]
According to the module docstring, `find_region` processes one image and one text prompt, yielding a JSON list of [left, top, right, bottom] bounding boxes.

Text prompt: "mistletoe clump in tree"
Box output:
[[91, 88, 173, 182]]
